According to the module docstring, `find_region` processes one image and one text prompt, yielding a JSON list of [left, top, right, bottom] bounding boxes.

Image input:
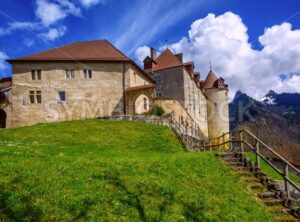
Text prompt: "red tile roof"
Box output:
[[154, 49, 183, 71], [7, 40, 155, 83], [0, 81, 12, 90], [7, 40, 130, 62]]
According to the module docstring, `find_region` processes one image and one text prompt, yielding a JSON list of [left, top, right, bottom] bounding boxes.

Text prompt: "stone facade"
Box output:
[[144, 48, 229, 139], [151, 66, 209, 137], [205, 88, 229, 139], [126, 86, 154, 115], [8, 62, 153, 127], [4, 40, 229, 141]]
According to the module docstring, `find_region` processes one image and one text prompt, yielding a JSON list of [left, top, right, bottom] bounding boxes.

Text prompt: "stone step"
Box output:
[[269, 206, 292, 215], [263, 198, 285, 206], [238, 171, 254, 177], [255, 171, 268, 178], [233, 166, 247, 171], [290, 208, 300, 219], [226, 161, 244, 167], [216, 152, 244, 158], [242, 177, 261, 183], [275, 214, 300, 222], [225, 158, 241, 163], [267, 183, 283, 192], [259, 191, 278, 199], [247, 183, 264, 191]]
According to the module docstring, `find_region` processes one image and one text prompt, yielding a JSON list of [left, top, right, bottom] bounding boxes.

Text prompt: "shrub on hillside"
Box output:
[[150, 104, 165, 116]]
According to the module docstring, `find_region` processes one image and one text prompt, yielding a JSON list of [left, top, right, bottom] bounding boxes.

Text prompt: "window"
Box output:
[[29, 90, 42, 104], [31, 70, 42, 80], [29, 91, 35, 104], [66, 70, 75, 79], [143, 97, 148, 110], [36, 91, 42, 104], [37, 70, 42, 80], [154, 75, 162, 85], [59, 91, 66, 102], [156, 91, 163, 97], [83, 70, 92, 79], [31, 70, 35, 80]]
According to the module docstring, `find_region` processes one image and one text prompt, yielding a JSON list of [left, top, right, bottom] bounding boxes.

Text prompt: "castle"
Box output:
[[0, 40, 229, 139]]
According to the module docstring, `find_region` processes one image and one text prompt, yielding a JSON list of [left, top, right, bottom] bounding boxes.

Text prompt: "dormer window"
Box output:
[[144, 61, 152, 69], [143, 57, 155, 70]]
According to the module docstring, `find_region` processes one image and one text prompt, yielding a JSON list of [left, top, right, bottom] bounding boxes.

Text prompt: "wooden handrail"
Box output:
[[196, 128, 300, 198], [243, 129, 300, 175]]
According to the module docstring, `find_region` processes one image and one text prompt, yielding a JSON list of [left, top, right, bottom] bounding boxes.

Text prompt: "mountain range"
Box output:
[[230, 90, 300, 166]]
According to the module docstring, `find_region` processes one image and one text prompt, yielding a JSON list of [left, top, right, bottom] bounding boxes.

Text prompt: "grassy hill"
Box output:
[[0, 120, 274, 221]]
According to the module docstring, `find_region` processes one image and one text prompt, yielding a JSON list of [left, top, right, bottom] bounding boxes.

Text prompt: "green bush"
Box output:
[[150, 104, 165, 116]]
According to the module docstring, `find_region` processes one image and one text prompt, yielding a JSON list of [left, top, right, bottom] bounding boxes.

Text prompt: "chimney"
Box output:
[[150, 48, 156, 61], [175, 53, 183, 62]]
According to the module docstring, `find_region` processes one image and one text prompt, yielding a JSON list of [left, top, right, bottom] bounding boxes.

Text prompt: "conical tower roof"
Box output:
[[203, 69, 218, 90]]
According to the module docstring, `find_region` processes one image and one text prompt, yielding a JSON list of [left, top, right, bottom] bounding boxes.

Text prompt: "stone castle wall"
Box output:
[[151, 66, 209, 136], [9, 62, 152, 128], [205, 88, 229, 139], [182, 69, 209, 136]]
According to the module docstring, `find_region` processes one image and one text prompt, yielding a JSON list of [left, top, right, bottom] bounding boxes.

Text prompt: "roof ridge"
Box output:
[[10, 39, 111, 61], [104, 39, 131, 61]]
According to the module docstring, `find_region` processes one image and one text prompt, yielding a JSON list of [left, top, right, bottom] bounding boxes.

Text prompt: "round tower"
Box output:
[[203, 69, 229, 141]]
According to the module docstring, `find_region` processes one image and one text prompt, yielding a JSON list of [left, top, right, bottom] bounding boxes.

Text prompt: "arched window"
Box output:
[[143, 97, 148, 110], [135, 94, 150, 114]]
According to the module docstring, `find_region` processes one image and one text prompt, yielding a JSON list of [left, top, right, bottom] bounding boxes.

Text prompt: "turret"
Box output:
[[203, 69, 229, 140], [143, 48, 157, 74]]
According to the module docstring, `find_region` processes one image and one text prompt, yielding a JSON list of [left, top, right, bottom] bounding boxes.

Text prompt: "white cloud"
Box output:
[[0, 52, 8, 71], [39, 26, 67, 41], [135, 45, 150, 65], [35, 0, 81, 26], [24, 39, 35, 47], [36, 0, 66, 26], [0, 21, 40, 36], [78, 0, 105, 8], [135, 12, 300, 100]]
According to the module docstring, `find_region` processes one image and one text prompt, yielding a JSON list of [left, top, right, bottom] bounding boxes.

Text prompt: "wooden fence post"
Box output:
[[255, 141, 260, 168], [239, 131, 244, 154], [230, 133, 233, 151], [284, 163, 291, 199], [222, 133, 225, 150]]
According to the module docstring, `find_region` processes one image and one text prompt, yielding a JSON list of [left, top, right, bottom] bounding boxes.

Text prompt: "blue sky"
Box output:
[[0, 0, 300, 98]]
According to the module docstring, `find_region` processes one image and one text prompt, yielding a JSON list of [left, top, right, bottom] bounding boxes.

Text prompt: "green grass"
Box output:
[[245, 152, 300, 183], [0, 119, 274, 221]]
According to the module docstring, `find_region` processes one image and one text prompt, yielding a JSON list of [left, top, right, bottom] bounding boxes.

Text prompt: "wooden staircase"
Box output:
[[217, 152, 300, 221]]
